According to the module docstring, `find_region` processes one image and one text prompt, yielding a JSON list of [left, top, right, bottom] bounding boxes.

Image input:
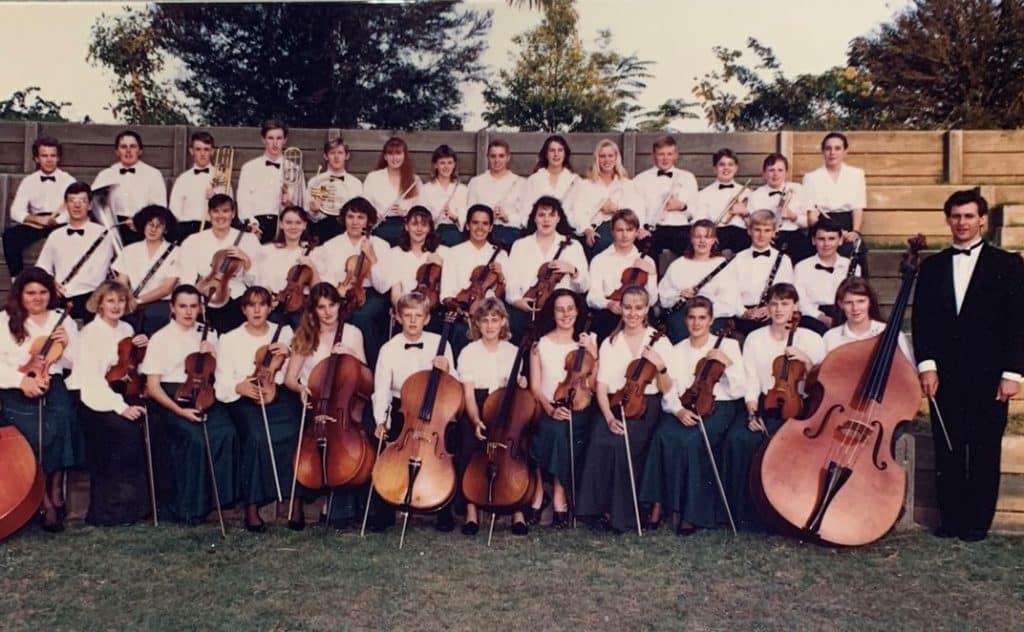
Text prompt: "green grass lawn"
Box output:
[[2, 520, 1022, 631]]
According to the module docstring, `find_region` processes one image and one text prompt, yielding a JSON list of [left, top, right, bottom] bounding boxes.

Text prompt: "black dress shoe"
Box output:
[[511, 521, 528, 536], [435, 510, 455, 533], [41, 515, 64, 534], [551, 511, 570, 529], [287, 514, 306, 532], [245, 520, 267, 533], [933, 525, 958, 538], [960, 529, 988, 542], [461, 521, 479, 536], [676, 521, 697, 537], [525, 493, 551, 526]]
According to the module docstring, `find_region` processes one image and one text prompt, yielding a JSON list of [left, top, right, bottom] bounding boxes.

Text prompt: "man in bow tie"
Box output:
[[747, 153, 814, 262], [237, 118, 304, 243], [695, 148, 751, 254], [633, 136, 699, 264], [729, 210, 795, 335], [913, 189, 1024, 542], [92, 130, 167, 247], [305, 137, 363, 243], [2, 136, 75, 276], [169, 131, 219, 241], [793, 220, 856, 334]]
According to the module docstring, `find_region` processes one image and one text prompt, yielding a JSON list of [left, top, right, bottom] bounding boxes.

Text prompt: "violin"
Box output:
[[413, 260, 442, 308], [0, 425, 45, 541], [754, 235, 926, 546], [608, 328, 666, 420], [18, 302, 73, 391], [453, 245, 502, 314], [248, 321, 287, 404], [276, 241, 317, 315], [762, 312, 805, 420], [105, 314, 147, 401], [522, 237, 573, 312], [173, 302, 216, 413], [296, 323, 375, 490], [679, 320, 736, 417], [462, 327, 540, 510], [551, 315, 597, 412], [372, 310, 464, 513], [196, 226, 250, 309], [338, 230, 373, 308], [606, 240, 653, 304]]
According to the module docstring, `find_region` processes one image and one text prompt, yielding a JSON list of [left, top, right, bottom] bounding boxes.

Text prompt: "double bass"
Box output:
[[755, 235, 926, 546], [0, 427, 45, 541]]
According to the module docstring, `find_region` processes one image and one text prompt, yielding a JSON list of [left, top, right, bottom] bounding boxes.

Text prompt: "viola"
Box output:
[[248, 321, 287, 404], [522, 237, 573, 312], [413, 261, 442, 308], [372, 310, 464, 513], [754, 235, 926, 546], [18, 302, 73, 392], [762, 312, 805, 420], [551, 315, 597, 412], [679, 320, 736, 417], [462, 327, 540, 511], [453, 245, 502, 314], [276, 241, 317, 315], [338, 230, 373, 308], [105, 315, 147, 401], [173, 303, 216, 413], [608, 328, 666, 419], [196, 226, 250, 309], [0, 426, 45, 541], [606, 266, 649, 304]]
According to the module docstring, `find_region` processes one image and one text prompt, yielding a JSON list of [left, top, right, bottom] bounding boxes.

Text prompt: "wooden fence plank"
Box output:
[[964, 153, 1024, 178], [963, 130, 1024, 153], [792, 152, 944, 177], [792, 130, 945, 154]]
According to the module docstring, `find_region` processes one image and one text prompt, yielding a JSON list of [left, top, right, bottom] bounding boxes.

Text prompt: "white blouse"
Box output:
[[802, 164, 867, 214], [139, 321, 218, 384], [567, 177, 645, 232], [517, 168, 578, 220], [505, 234, 589, 304], [534, 335, 579, 403], [312, 232, 392, 293], [111, 240, 180, 300], [255, 243, 314, 294], [177, 228, 261, 300], [657, 255, 739, 318], [823, 320, 915, 365], [466, 171, 524, 227], [67, 318, 135, 413], [742, 326, 825, 404], [387, 245, 449, 297], [439, 241, 510, 302], [662, 335, 746, 415], [294, 323, 365, 387], [0, 310, 79, 389], [587, 246, 659, 311], [419, 180, 469, 229], [457, 339, 519, 393], [214, 323, 294, 404], [362, 169, 422, 221], [596, 326, 673, 396]]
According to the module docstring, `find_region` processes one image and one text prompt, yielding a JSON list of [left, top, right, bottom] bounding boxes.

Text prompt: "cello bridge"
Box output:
[[835, 419, 872, 444], [313, 414, 337, 424], [412, 430, 435, 442]]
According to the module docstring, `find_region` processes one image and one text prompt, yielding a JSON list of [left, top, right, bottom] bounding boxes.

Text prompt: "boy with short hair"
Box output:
[[696, 148, 751, 254], [633, 135, 699, 261], [93, 130, 167, 246], [793, 220, 858, 335], [169, 131, 218, 242], [305, 137, 363, 244], [728, 210, 795, 336], [236, 118, 303, 243]]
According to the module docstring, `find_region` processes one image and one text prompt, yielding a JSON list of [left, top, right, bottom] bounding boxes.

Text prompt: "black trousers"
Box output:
[[652, 225, 690, 261], [116, 216, 143, 246], [717, 225, 751, 255], [2, 223, 56, 276], [252, 214, 279, 244], [173, 220, 203, 244], [774, 229, 814, 263]]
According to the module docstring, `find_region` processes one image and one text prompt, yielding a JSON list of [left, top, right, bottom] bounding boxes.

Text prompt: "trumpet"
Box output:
[[211, 146, 234, 195], [714, 178, 752, 225], [774, 187, 794, 229], [282, 146, 304, 206]]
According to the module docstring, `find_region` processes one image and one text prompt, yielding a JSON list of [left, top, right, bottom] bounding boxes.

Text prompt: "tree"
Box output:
[[483, 0, 661, 131], [634, 98, 700, 133], [88, 6, 190, 124], [0, 87, 70, 122], [152, 2, 491, 129]]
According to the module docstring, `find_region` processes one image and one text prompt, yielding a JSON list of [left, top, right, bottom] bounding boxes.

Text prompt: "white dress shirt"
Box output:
[[534, 335, 578, 402], [695, 180, 750, 230], [466, 171, 524, 227], [110, 240, 180, 299], [177, 228, 261, 299], [387, 245, 449, 296], [457, 339, 519, 393], [596, 327, 673, 396], [304, 170, 363, 223], [139, 320, 217, 383], [362, 169, 422, 221], [420, 180, 469, 229], [311, 233, 392, 292], [254, 243, 313, 294], [93, 160, 167, 218], [9, 169, 75, 224], [36, 222, 115, 296], [823, 320, 915, 365], [439, 241, 509, 302], [214, 323, 294, 404], [633, 166, 699, 227], [747, 183, 812, 231], [662, 335, 746, 415], [0, 309, 78, 389], [517, 168, 578, 220], [168, 165, 214, 222], [586, 246, 658, 310], [742, 326, 825, 405], [505, 234, 589, 304], [372, 331, 458, 427], [567, 177, 645, 233], [67, 318, 134, 413], [657, 255, 739, 316], [728, 247, 795, 309], [793, 254, 854, 318], [802, 164, 867, 214], [237, 154, 304, 220]]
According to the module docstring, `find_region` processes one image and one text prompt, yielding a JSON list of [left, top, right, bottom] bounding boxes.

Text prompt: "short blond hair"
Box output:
[[396, 291, 431, 316], [468, 297, 511, 341], [86, 280, 137, 315]]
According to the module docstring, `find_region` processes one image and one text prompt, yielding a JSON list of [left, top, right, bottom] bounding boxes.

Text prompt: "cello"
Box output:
[[762, 312, 805, 420], [755, 235, 926, 546]]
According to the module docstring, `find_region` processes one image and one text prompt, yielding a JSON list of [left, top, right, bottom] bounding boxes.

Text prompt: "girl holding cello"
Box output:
[[283, 282, 366, 530], [215, 286, 297, 532], [364, 136, 422, 247], [720, 282, 824, 530], [0, 267, 80, 532], [639, 297, 746, 535], [527, 288, 598, 529], [141, 284, 239, 526], [458, 298, 530, 535], [387, 206, 448, 317], [255, 205, 320, 328], [111, 204, 180, 337], [419, 144, 469, 248], [577, 285, 672, 534], [68, 281, 153, 526]]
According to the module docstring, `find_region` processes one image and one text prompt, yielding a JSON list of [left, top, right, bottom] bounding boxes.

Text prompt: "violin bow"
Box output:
[[360, 401, 390, 538], [694, 412, 737, 535], [201, 415, 227, 538], [618, 404, 643, 537], [568, 407, 577, 529], [142, 404, 159, 527], [257, 385, 283, 502], [928, 396, 954, 452], [288, 390, 309, 523]]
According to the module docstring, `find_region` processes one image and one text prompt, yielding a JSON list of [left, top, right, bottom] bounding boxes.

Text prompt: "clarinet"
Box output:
[[665, 255, 735, 314], [846, 237, 863, 279], [132, 242, 178, 299], [62, 225, 122, 286], [757, 244, 789, 307]]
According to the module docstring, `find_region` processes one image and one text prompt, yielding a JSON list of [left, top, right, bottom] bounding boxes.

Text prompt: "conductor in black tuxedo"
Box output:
[[912, 189, 1024, 542]]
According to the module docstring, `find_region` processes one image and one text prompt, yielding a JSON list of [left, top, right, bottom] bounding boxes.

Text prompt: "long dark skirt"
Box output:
[[372, 217, 405, 247], [528, 405, 593, 502], [351, 289, 388, 369], [583, 220, 613, 261], [639, 400, 743, 528], [152, 383, 239, 525], [576, 394, 661, 533], [131, 300, 172, 338], [0, 376, 82, 474], [491, 225, 522, 253], [720, 408, 783, 530], [226, 390, 301, 507], [437, 224, 464, 248], [81, 404, 149, 526]]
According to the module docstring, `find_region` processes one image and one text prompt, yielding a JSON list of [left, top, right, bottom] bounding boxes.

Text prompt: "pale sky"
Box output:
[[0, 0, 911, 129]]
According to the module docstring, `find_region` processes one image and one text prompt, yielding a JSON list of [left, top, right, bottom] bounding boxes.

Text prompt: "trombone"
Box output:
[[714, 178, 752, 225], [211, 146, 234, 196], [282, 146, 304, 207]]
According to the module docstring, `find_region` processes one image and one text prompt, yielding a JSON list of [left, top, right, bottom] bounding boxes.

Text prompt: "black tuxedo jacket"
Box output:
[[912, 243, 1024, 394]]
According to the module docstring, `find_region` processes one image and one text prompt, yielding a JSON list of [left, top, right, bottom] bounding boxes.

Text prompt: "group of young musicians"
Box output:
[[2, 124, 1018, 545]]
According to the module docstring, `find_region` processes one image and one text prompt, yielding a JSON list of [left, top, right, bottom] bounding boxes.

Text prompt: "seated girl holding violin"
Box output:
[[823, 277, 914, 362], [0, 267, 80, 532], [214, 286, 298, 533], [69, 280, 155, 527], [527, 288, 598, 529], [577, 286, 672, 534], [111, 205, 180, 337], [178, 194, 261, 335], [310, 196, 391, 368], [140, 284, 240, 526], [387, 206, 449, 332], [283, 282, 367, 531], [585, 208, 658, 343], [255, 205, 320, 329], [721, 282, 825, 531], [639, 297, 746, 536]]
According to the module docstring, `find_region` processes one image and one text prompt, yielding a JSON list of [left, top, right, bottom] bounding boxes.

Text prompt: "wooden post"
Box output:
[[622, 130, 637, 176], [777, 130, 793, 166], [172, 125, 188, 175], [0, 174, 10, 229], [475, 128, 489, 178], [327, 128, 342, 141], [22, 121, 39, 174], [946, 129, 963, 184]]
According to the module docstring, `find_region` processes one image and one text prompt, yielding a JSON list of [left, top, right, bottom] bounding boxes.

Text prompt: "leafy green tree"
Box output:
[[88, 6, 190, 124], [152, 2, 491, 129], [0, 87, 70, 122], [634, 98, 700, 133]]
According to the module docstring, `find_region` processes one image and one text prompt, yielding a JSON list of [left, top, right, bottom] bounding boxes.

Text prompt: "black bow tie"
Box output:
[[40, 175, 56, 182], [194, 167, 210, 174], [656, 169, 673, 178], [119, 167, 136, 175], [265, 161, 280, 169], [67, 228, 85, 236], [952, 241, 983, 256], [718, 183, 734, 190], [404, 342, 424, 350], [330, 175, 345, 181], [815, 263, 835, 273], [768, 190, 783, 197], [752, 250, 771, 258]]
